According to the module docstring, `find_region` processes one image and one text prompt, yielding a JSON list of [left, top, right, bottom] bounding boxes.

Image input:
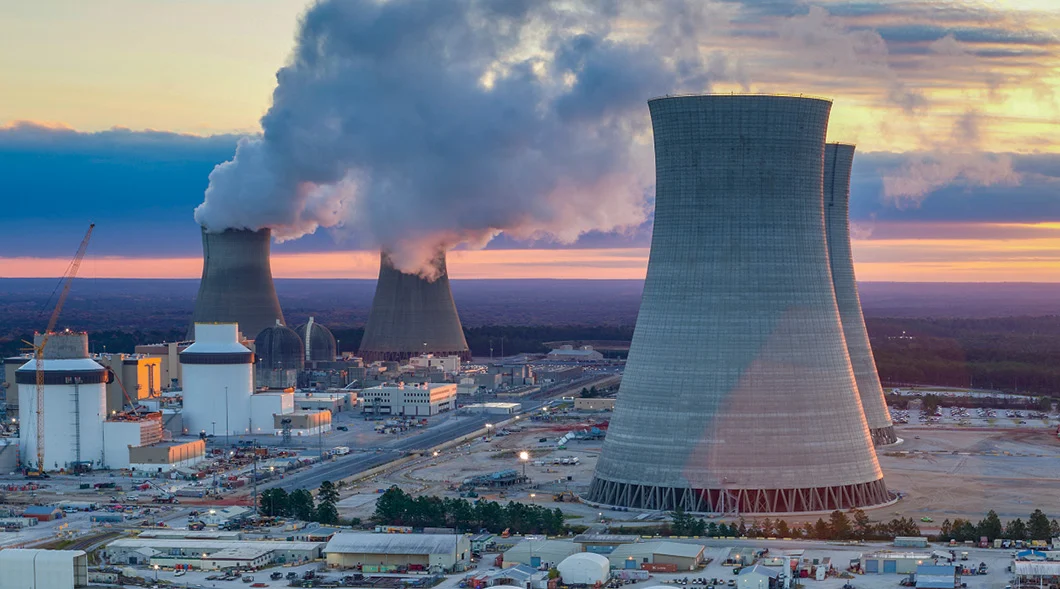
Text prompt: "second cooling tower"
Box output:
[[587, 95, 889, 513], [358, 250, 470, 362], [188, 227, 285, 340], [825, 144, 896, 446]]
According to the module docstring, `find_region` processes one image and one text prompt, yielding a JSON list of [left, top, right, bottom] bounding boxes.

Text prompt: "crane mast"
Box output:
[[30, 223, 94, 475]]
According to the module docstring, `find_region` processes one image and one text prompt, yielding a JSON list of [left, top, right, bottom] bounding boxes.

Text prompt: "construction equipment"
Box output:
[[24, 224, 94, 476], [554, 490, 580, 503]]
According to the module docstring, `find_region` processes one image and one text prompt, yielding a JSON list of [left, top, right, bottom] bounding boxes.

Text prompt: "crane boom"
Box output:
[[33, 223, 94, 474]]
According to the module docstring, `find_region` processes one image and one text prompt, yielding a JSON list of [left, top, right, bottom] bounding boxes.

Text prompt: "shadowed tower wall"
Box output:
[[586, 95, 889, 514], [825, 143, 896, 446], [358, 250, 470, 362]]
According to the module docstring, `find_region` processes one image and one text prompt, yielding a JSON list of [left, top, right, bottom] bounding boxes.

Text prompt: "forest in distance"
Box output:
[[4, 279, 1060, 396]]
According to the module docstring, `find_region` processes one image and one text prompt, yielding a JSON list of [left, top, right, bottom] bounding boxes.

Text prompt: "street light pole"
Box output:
[[224, 386, 230, 448]]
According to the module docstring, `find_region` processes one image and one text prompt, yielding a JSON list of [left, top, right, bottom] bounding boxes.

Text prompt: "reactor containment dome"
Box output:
[[824, 143, 897, 446], [358, 250, 470, 362], [586, 95, 889, 514], [188, 227, 285, 341]]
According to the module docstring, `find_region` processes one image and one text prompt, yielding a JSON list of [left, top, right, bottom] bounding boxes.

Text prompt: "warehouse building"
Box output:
[[360, 382, 457, 416], [573, 533, 640, 554], [22, 505, 63, 522], [547, 346, 604, 362], [738, 565, 782, 589], [103, 538, 322, 568], [894, 537, 930, 549], [915, 565, 959, 589], [608, 541, 706, 571], [324, 533, 471, 573], [274, 411, 332, 436], [574, 398, 615, 411], [0, 549, 88, 589], [462, 402, 522, 415], [503, 539, 580, 568], [295, 391, 355, 413], [128, 439, 206, 472], [860, 551, 931, 574]]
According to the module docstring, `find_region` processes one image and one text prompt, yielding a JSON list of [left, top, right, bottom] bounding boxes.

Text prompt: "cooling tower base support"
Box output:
[[585, 476, 893, 515], [871, 425, 898, 446], [360, 349, 473, 363]]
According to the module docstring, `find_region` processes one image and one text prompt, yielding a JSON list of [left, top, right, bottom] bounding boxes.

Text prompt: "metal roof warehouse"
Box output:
[[324, 533, 471, 573]]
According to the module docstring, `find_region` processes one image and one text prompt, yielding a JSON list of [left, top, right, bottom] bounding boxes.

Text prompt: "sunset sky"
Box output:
[[2, 0, 1059, 280]]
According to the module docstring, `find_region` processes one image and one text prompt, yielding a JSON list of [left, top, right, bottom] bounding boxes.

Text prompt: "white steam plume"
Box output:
[[194, 0, 736, 275]]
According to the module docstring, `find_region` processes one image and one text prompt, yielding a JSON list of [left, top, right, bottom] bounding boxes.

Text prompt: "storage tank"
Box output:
[[824, 143, 897, 446], [358, 250, 470, 362], [255, 322, 304, 389], [16, 332, 107, 471], [180, 323, 254, 437], [587, 95, 888, 513], [188, 227, 285, 340]]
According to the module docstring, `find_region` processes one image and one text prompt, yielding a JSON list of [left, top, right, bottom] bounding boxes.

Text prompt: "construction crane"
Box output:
[[24, 224, 94, 477]]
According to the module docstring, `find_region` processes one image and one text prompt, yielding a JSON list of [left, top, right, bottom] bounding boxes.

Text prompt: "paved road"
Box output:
[[260, 375, 618, 491]]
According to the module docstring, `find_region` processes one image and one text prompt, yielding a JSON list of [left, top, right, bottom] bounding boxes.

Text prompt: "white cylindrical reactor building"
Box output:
[[180, 323, 254, 437], [17, 332, 108, 471]]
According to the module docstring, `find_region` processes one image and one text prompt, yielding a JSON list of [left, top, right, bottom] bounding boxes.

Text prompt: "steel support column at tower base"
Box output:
[[824, 143, 897, 446], [587, 477, 891, 514], [586, 95, 888, 514]]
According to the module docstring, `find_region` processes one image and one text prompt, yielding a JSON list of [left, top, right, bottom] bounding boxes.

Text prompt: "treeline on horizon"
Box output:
[[5, 317, 1060, 398]]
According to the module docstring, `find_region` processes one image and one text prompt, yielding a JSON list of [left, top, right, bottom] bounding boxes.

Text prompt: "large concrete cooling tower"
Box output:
[[587, 95, 889, 514], [188, 227, 285, 340], [825, 143, 896, 446], [358, 250, 470, 362]]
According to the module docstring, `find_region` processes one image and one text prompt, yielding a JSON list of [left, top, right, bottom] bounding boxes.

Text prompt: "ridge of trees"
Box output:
[[372, 487, 565, 535], [938, 509, 1060, 543], [259, 481, 344, 525], [668, 509, 921, 541]]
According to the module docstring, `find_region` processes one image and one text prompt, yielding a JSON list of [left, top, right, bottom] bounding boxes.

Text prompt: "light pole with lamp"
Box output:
[[154, 564, 159, 581], [519, 451, 529, 479], [485, 423, 493, 441]]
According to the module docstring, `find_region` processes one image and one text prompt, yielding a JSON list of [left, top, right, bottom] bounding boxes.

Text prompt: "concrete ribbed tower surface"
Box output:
[[358, 250, 470, 362], [188, 227, 285, 341], [825, 143, 897, 446], [586, 95, 889, 514]]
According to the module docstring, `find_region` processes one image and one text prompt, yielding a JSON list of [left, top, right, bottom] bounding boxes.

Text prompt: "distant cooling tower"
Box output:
[[825, 143, 897, 446], [188, 227, 285, 340], [587, 95, 889, 513], [358, 250, 470, 362]]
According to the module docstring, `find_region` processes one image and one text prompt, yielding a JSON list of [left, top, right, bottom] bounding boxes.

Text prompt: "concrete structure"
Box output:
[[824, 143, 897, 446], [359, 250, 470, 362], [254, 322, 304, 389], [180, 323, 254, 437], [294, 317, 338, 364], [128, 439, 206, 472], [4, 356, 29, 416], [273, 411, 331, 436], [894, 537, 930, 549], [250, 391, 295, 434], [17, 332, 108, 471], [607, 541, 705, 571], [295, 391, 354, 413], [574, 398, 615, 411], [461, 402, 522, 415], [0, 439, 18, 473], [134, 341, 192, 390], [502, 539, 580, 568], [557, 553, 610, 585], [738, 565, 782, 589], [188, 227, 285, 340], [410, 354, 462, 373], [588, 95, 888, 514], [860, 551, 931, 574], [547, 345, 604, 362], [535, 365, 582, 384], [101, 413, 164, 469], [95, 353, 161, 414], [0, 549, 88, 589], [361, 382, 456, 416], [915, 564, 959, 589], [324, 533, 471, 572], [103, 538, 322, 568]]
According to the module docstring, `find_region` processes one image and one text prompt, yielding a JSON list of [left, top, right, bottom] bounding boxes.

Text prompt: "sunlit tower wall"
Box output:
[[587, 95, 889, 514], [180, 323, 254, 437], [358, 250, 471, 362], [825, 143, 896, 446], [188, 227, 285, 341]]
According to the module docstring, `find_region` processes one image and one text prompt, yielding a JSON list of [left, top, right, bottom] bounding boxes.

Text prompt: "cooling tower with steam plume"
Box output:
[[358, 250, 470, 363], [188, 228, 285, 341], [587, 95, 889, 514], [825, 143, 897, 446]]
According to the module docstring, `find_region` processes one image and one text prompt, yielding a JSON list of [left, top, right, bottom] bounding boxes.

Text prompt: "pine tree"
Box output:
[[1028, 509, 1051, 541], [977, 510, 1003, 541]]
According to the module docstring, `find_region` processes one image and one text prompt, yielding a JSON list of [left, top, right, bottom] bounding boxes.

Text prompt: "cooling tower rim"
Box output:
[[649, 92, 833, 104], [198, 224, 271, 236], [827, 142, 857, 148]]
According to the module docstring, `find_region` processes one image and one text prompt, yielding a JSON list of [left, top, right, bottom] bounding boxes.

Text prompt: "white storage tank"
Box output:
[[181, 323, 254, 437], [17, 332, 108, 471]]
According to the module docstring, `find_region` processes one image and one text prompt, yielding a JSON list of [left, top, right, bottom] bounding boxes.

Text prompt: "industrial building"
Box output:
[[607, 541, 706, 571], [295, 391, 355, 413], [557, 553, 610, 585], [573, 533, 640, 554], [134, 340, 192, 390], [534, 365, 582, 384], [588, 95, 889, 513], [274, 411, 331, 436], [409, 354, 462, 373], [95, 353, 161, 414], [0, 549, 88, 589], [358, 250, 471, 362], [180, 323, 254, 437], [824, 143, 897, 446], [3, 356, 27, 416], [103, 538, 323, 568], [859, 551, 931, 574], [254, 322, 304, 389], [502, 539, 580, 568], [914, 565, 959, 589], [127, 439, 206, 472], [360, 382, 456, 416], [461, 402, 522, 415], [188, 227, 285, 341], [547, 345, 604, 362], [324, 533, 471, 572], [574, 398, 614, 411], [250, 390, 295, 434], [737, 565, 782, 589], [294, 317, 338, 365], [100, 411, 204, 470], [17, 331, 108, 472]]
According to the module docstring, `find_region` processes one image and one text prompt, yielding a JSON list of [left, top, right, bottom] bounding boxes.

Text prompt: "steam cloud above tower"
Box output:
[[193, 0, 735, 275]]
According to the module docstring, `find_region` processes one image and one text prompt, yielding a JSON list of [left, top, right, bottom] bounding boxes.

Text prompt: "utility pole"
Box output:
[[252, 454, 259, 518], [224, 386, 230, 448]]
